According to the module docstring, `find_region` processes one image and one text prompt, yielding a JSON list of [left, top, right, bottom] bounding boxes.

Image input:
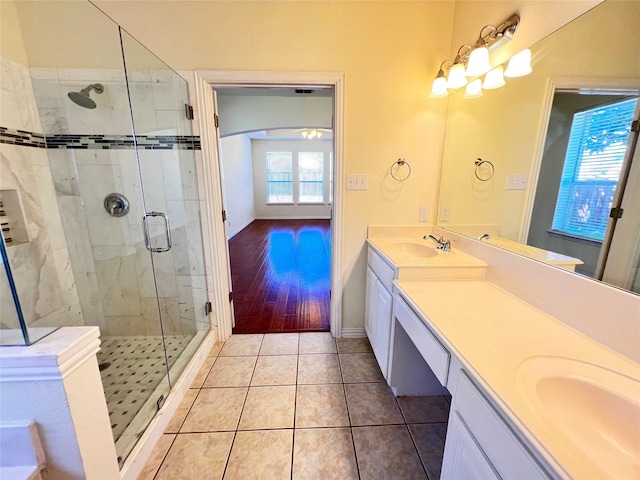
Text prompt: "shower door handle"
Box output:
[[142, 211, 172, 253]]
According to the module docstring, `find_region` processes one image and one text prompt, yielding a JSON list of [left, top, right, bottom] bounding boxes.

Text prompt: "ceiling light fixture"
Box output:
[[301, 128, 322, 139]]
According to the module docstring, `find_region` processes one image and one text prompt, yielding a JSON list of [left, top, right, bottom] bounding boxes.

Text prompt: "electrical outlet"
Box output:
[[346, 174, 368, 190], [440, 206, 451, 222], [506, 174, 528, 190], [419, 206, 430, 222]]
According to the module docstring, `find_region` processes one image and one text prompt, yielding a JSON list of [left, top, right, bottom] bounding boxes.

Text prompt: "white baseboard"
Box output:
[[340, 327, 367, 338], [255, 216, 331, 220], [227, 217, 255, 240]]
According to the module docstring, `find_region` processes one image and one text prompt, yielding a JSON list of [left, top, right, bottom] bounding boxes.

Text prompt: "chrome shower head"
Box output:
[[67, 83, 104, 109]]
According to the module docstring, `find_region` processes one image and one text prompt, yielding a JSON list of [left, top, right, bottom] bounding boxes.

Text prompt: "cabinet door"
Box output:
[[441, 411, 500, 480], [373, 280, 393, 377], [365, 267, 378, 344]]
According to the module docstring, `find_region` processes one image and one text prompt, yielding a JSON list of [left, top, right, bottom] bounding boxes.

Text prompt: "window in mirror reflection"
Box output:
[[552, 97, 638, 241]]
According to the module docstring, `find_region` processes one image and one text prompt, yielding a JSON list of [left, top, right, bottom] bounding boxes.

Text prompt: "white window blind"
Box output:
[[298, 152, 324, 203], [551, 97, 637, 241], [266, 152, 293, 203]]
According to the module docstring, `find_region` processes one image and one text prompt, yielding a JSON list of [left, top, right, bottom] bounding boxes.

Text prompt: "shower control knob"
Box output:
[[104, 193, 130, 217]]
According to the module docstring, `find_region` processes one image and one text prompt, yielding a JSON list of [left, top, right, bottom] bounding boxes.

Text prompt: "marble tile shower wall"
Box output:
[[27, 66, 209, 338], [0, 55, 208, 338], [0, 56, 83, 331]]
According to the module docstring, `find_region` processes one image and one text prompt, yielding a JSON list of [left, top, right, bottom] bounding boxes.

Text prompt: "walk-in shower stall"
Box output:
[[0, 0, 209, 465]]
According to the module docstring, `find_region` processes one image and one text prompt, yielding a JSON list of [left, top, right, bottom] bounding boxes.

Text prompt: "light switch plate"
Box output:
[[440, 206, 451, 222], [506, 174, 528, 190], [346, 174, 368, 190], [419, 206, 430, 222]]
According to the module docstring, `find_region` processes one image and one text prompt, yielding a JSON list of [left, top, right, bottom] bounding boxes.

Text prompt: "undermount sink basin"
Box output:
[[388, 242, 438, 258], [517, 356, 640, 479]]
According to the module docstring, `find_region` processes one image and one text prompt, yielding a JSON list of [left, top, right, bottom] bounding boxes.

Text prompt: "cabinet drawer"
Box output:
[[367, 248, 395, 292], [394, 296, 450, 386], [455, 372, 550, 479]]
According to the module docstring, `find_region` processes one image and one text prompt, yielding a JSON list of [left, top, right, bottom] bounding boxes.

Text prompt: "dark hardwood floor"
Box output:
[[229, 219, 331, 334]]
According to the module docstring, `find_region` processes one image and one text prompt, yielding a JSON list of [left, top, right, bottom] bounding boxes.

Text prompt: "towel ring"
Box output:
[[474, 158, 494, 181], [390, 158, 412, 181]]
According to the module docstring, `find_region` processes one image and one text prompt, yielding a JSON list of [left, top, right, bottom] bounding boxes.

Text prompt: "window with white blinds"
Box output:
[[266, 152, 293, 203], [551, 97, 638, 241]]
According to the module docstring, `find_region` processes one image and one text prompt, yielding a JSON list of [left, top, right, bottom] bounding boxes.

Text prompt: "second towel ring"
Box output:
[[390, 158, 412, 181], [474, 158, 495, 181]]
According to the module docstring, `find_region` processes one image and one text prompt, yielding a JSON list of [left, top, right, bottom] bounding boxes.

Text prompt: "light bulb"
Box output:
[[466, 46, 491, 77], [463, 79, 483, 99], [482, 65, 505, 89], [447, 62, 468, 89], [504, 49, 532, 77], [430, 76, 449, 98]]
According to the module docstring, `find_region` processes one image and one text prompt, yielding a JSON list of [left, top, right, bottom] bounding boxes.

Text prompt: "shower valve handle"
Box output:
[[142, 211, 172, 253]]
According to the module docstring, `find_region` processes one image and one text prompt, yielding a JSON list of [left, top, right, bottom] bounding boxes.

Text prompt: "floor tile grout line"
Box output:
[[221, 430, 238, 479], [155, 336, 444, 479], [151, 432, 179, 480], [335, 343, 362, 479], [406, 423, 433, 480]]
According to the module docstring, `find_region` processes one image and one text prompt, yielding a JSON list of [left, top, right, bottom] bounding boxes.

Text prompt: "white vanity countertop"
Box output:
[[482, 236, 583, 269], [394, 278, 640, 480]]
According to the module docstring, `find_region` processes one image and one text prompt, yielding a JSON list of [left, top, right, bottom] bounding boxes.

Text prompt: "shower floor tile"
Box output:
[[97, 335, 193, 447]]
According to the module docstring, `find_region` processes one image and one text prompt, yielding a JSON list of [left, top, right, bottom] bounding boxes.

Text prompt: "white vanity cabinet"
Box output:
[[365, 248, 396, 380], [441, 411, 500, 480], [442, 371, 551, 480], [391, 290, 553, 480]]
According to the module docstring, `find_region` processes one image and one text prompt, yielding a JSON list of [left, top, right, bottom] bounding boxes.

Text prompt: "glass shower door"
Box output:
[[120, 28, 209, 386]]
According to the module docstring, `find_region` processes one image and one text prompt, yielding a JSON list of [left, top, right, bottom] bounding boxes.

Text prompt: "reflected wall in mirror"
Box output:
[[438, 0, 640, 294]]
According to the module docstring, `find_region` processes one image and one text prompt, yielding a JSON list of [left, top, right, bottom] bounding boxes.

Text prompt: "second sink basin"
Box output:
[[388, 242, 438, 258], [516, 356, 640, 479]]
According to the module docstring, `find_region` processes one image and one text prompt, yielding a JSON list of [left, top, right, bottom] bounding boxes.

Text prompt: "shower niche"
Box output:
[[1, 0, 210, 468], [0, 189, 30, 247]]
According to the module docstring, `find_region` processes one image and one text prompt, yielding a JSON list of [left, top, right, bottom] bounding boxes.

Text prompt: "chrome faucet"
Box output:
[[478, 233, 491, 241], [423, 234, 451, 251]]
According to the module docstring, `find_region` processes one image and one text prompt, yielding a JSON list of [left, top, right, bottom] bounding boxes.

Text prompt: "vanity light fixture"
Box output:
[[482, 65, 506, 89], [463, 79, 483, 99], [466, 26, 495, 77], [429, 13, 527, 99], [447, 45, 472, 90], [504, 49, 532, 77], [430, 60, 452, 98]]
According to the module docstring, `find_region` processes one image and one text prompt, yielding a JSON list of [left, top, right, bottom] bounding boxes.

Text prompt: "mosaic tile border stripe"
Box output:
[[0, 127, 47, 148], [1, 127, 201, 150]]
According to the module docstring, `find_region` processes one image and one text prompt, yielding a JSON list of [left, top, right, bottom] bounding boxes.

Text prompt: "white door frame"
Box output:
[[193, 70, 345, 340]]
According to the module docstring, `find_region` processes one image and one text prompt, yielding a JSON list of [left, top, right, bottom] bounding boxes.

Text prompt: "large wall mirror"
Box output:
[[438, 0, 640, 295]]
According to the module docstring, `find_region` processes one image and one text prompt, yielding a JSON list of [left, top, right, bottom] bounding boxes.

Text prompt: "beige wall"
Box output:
[[0, 1, 28, 64], [94, 0, 456, 330]]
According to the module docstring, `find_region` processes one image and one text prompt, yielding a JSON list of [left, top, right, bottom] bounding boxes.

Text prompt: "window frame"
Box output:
[[266, 151, 294, 204], [550, 97, 637, 242], [297, 151, 325, 204]]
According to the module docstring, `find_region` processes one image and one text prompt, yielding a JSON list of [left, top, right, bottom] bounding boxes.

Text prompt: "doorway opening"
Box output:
[[214, 85, 336, 334], [193, 71, 344, 341]]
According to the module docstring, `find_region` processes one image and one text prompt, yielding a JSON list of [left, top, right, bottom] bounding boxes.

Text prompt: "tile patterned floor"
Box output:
[[98, 335, 193, 441], [139, 333, 449, 480]]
